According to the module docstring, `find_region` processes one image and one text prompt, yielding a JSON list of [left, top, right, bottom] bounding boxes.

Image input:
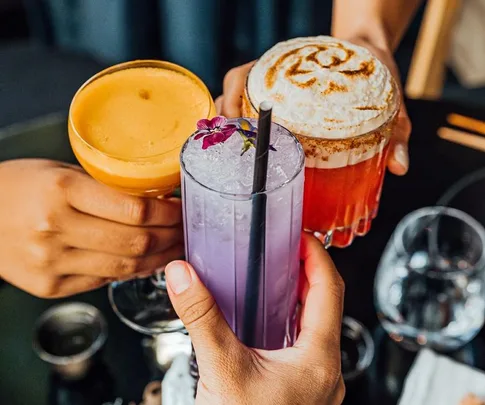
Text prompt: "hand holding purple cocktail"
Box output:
[[180, 114, 304, 350]]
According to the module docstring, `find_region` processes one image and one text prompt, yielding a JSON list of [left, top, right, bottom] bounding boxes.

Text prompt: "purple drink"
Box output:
[[181, 117, 304, 349]]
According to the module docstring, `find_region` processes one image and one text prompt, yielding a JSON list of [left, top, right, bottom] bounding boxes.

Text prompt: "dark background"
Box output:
[[1, 0, 485, 131]]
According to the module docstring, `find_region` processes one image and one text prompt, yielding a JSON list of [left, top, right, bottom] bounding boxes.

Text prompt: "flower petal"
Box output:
[[194, 129, 209, 140], [239, 129, 257, 138], [220, 125, 237, 137], [202, 136, 215, 150], [216, 131, 232, 145], [211, 132, 227, 144], [210, 116, 227, 129], [237, 118, 253, 131], [197, 119, 212, 130]]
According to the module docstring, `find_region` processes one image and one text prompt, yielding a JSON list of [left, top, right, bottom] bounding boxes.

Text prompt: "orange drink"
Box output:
[[69, 60, 215, 197]]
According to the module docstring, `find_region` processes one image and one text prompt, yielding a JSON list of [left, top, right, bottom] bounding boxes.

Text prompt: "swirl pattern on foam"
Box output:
[[246, 36, 398, 139]]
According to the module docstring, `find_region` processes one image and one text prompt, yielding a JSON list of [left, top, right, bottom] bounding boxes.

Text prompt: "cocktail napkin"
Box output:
[[398, 349, 485, 405]]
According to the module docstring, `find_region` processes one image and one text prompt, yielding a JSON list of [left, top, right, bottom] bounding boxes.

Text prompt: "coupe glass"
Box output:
[[375, 207, 485, 351], [68, 60, 215, 335]]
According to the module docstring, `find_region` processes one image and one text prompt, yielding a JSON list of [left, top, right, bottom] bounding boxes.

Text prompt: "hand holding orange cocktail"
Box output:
[[68, 60, 215, 334]]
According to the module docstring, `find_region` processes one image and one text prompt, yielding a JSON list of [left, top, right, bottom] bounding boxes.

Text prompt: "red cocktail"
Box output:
[[243, 36, 399, 247], [300, 126, 393, 247]]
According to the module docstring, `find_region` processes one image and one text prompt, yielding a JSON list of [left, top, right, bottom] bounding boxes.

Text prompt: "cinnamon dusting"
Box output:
[[339, 60, 375, 78], [322, 81, 348, 95], [295, 129, 390, 162], [266, 48, 300, 88], [285, 60, 317, 88], [355, 106, 382, 111], [242, 88, 396, 163], [265, 43, 356, 89]]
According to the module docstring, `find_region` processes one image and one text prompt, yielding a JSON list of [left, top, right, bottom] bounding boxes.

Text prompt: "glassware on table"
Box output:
[[341, 316, 375, 381], [68, 60, 216, 335], [33, 303, 108, 380], [180, 117, 305, 349], [375, 207, 485, 351]]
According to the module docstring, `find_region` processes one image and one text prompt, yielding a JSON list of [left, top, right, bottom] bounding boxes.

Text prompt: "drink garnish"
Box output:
[[194, 116, 237, 150], [195, 116, 276, 155]]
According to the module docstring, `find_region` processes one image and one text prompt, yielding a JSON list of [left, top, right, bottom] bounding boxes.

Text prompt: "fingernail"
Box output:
[[166, 261, 192, 294], [393, 143, 409, 171]]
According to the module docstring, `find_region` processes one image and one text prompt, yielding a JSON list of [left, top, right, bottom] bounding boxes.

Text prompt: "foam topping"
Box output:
[[247, 36, 398, 139]]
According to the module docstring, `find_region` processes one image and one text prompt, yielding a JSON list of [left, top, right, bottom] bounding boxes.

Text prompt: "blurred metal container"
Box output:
[[32, 302, 108, 380]]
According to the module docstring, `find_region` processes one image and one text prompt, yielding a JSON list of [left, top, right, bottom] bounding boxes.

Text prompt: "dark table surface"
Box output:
[[1, 99, 485, 405]]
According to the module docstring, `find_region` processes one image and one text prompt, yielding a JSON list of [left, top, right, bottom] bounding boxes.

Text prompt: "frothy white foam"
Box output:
[[247, 36, 398, 141]]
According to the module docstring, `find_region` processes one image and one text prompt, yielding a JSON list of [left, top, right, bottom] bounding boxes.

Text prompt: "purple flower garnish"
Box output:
[[194, 116, 278, 154], [194, 116, 237, 150], [238, 118, 277, 154]]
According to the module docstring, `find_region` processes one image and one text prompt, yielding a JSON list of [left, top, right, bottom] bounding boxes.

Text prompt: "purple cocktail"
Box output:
[[180, 116, 305, 349]]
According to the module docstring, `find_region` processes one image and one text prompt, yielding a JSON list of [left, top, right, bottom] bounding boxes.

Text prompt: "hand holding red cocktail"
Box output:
[[242, 36, 400, 247]]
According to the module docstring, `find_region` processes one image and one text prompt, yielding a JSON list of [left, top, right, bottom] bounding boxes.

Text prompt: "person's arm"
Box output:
[[332, 0, 423, 52]]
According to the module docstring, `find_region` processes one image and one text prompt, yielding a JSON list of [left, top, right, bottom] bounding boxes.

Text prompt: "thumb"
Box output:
[[388, 100, 411, 176], [165, 261, 239, 367]]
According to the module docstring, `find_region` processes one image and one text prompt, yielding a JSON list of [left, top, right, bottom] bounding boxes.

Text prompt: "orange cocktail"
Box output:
[[69, 60, 216, 197], [68, 60, 215, 335]]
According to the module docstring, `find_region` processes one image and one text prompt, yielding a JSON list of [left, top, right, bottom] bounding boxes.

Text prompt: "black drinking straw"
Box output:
[[243, 101, 273, 347]]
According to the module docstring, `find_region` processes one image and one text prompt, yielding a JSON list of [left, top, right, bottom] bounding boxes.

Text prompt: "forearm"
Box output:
[[332, 0, 423, 51]]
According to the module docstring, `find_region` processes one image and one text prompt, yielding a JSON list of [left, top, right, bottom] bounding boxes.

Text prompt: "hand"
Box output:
[[0, 159, 184, 298], [216, 39, 411, 176], [165, 233, 346, 405], [346, 37, 411, 176], [215, 61, 254, 118]]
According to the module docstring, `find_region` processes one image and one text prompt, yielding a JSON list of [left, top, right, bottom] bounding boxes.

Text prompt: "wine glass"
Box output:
[[68, 60, 215, 335], [375, 206, 485, 351]]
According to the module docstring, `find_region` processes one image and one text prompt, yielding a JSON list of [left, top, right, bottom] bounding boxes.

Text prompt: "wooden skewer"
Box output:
[[447, 113, 485, 136], [438, 127, 485, 152]]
